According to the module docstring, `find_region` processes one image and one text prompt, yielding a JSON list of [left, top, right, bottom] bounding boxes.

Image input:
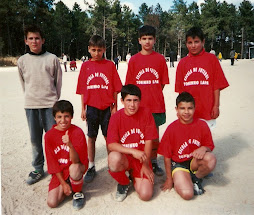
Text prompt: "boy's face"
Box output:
[[25, 32, 45, 54], [138, 35, 156, 52], [186, 36, 204, 56], [88, 46, 105, 61], [176, 102, 195, 124], [54, 111, 73, 131], [121, 95, 140, 116]]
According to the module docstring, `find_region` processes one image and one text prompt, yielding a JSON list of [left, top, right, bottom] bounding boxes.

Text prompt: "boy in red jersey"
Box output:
[[45, 100, 88, 210], [125, 25, 169, 176], [107, 84, 158, 202], [175, 27, 229, 129], [76, 35, 122, 183], [159, 92, 216, 199]]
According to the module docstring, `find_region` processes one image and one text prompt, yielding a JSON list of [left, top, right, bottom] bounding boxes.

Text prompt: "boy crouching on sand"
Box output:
[[45, 100, 88, 210], [159, 92, 216, 200], [107, 84, 158, 202]]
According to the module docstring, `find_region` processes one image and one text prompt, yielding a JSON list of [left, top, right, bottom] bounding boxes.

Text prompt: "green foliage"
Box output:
[[0, 0, 253, 59]]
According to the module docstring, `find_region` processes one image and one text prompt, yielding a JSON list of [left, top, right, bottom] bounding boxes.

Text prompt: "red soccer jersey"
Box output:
[[158, 119, 214, 163], [76, 59, 122, 110], [45, 124, 88, 189], [175, 49, 229, 120], [125, 51, 169, 113], [107, 107, 158, 151]]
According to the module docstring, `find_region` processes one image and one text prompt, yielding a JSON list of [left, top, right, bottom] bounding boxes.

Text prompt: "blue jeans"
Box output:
[[25, 108, 55, 172]]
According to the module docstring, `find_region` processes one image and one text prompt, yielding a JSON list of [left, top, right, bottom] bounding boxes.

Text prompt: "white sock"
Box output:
[[89, 162, 95, 169]]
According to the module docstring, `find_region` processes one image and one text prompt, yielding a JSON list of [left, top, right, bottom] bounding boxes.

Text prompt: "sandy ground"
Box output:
[[1, 59, 254, 215]]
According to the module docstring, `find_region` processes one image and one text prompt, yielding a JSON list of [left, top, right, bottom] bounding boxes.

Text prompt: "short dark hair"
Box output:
[[176, 92, 195, 107], [121, 84, 141, 100], [185, 27, 204, 42], [89, 35, 106, 48], [138, 25, 156, 38], [53, 100, 74, 117], [24, 24, 44, 39]]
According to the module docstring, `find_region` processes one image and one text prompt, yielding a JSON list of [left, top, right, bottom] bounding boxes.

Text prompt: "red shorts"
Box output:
[[125, 154, 152, 179]]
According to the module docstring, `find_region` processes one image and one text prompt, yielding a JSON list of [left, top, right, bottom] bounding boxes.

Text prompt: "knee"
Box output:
[[204, 153, 217, 170], [178, 189, 193, 200], [138, 189, 153, 201], [108, 152, 122, 172], [47, 199, 58, 208], [69, 163, 83, 180]]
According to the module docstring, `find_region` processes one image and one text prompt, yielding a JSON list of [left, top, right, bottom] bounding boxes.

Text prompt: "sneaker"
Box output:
[[191, 173, 205, 195], [115, 183, 130, 202], [84, 166, 96, 183], [73, 192, 85, 210], [152, 162, 164, 176], [26, 170, 44, 185]]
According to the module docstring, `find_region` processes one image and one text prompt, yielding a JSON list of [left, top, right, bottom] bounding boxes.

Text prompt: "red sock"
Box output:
[[70, 177, 83, 193], [108, 169, 129, 185]]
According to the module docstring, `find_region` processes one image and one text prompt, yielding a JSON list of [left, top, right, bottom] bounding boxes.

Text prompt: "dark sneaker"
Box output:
[[26, 170, 44, 185], [84, 166, 96, 183], [152, 162, 164, 176], [73, 192, 85, 210], [115, 183, 130, 202], [191, 173, 205, 195]]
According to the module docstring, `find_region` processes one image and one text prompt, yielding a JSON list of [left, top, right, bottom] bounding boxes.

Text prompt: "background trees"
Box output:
[[0, 0, 253, 60]]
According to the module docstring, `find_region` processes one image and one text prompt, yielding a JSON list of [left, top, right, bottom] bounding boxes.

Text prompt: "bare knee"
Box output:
[[138, 189, 153, 201], [47, 198, 59, 208], [177, 189, 193, 200], [204, 153, 217, 171], [108, 152, 123, 172]]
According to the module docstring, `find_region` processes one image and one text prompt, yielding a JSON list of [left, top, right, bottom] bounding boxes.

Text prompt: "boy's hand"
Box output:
[[81, 109, 87, 121], [140, 163, 154, 184], [132, 149, 147, 163], [192, 146, 207, 160], [161, 178, 173, 191], [111, 106, 117, 115], [211, 106, 220, 119], [62, 182, 72, 196], [62, 130, 71, 147]]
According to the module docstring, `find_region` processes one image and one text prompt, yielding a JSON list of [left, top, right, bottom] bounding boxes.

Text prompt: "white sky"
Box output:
[[55, 0, 253, 13]]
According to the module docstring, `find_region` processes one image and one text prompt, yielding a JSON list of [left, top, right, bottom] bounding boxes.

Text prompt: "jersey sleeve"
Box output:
[[45, 132, 61, 174], [175, 60, 184, 93], [144, 111, 159, 141], [112, 63, 123, 93], [213, 58, 229, 91], [200, 122, 215, 151], [76, 63, 86, 95], [158, 125, 173, 158], [71, 127, 88, 166], [160, 57, 170, 85], [107, 113, 120, 144], [125, 58, 135, 85]]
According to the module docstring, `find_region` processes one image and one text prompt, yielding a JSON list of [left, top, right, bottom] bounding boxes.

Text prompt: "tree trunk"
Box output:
[[111, 30, 114, 61]]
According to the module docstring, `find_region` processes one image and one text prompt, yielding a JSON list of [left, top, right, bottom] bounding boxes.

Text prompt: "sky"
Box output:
[[56, 0, 252, 14]]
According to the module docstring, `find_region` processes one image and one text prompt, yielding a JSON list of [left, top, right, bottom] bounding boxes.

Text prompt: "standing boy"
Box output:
[[76, 35, 122, 183], [175, 27, 229, 128], [107, 84, 158, 202], [45, 100, 88, 210], [159, 92, 216, 199], [17, 24, 62, 185], [125, 25, 169, 176]]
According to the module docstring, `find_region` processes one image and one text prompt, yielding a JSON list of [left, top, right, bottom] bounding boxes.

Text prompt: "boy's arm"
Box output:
[[17, 64, 25, 92], [80, 94, 86, 121], [161, 157, 173, 191], [140, 140, 154, 184], [55, 58, 62, 99], [55, 172, 72, 196], [62, 130, 80, 163], [108, 143, 147, 163], [111, 92, 118, 115], [192, 146, 211, 160], [211, 89, 220, 119]]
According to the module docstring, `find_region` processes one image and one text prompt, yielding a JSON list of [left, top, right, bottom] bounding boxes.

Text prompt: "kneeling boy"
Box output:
[[159, 92, 216, 200], [107, 84, 158, 202], [45, 100, 88, 210]]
